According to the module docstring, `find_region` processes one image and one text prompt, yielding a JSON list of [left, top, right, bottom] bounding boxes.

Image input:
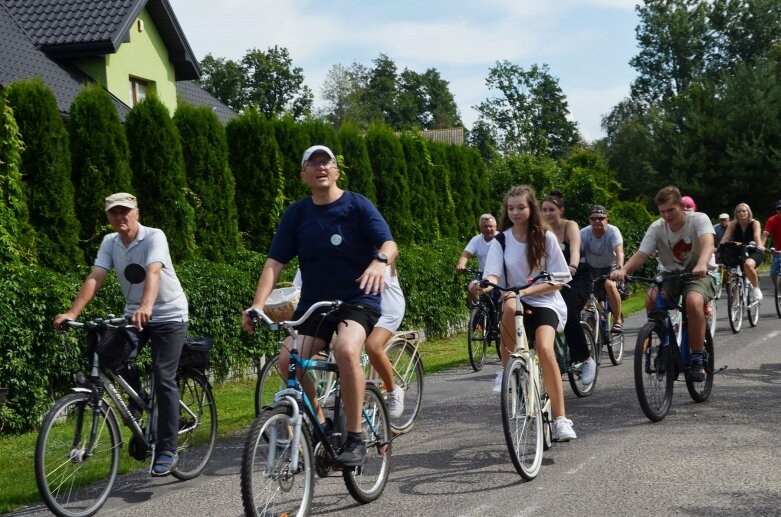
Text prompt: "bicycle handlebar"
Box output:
[[247, 300, 342, 330], [60, 315, 129, 331], [624, 272, 695, 286], [480, 271, 570, 293]]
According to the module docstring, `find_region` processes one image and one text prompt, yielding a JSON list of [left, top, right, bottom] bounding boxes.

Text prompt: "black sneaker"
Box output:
[[334, 439, 366, 467], [687, 359, 705, 382]]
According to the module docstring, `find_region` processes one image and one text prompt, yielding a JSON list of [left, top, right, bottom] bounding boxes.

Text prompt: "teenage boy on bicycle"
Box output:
[[243, 145, 397, 467], [611, 186, 717, 381]]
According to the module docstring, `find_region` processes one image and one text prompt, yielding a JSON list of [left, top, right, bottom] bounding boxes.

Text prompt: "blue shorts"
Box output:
[[771, 254, 781, 276]]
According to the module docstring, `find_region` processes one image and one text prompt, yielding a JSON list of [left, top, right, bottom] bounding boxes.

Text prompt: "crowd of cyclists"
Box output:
[[48, 140, 781, 514]]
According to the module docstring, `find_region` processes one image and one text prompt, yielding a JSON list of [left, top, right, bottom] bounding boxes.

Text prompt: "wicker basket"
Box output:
[[264, 285, 300, 322]]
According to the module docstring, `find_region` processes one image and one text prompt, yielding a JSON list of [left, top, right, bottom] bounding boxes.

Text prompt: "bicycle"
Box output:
[[719, 242, 763, 333], [242, 302, 392, 517], [35, 315, 217, 517], [255, 329, 423, 435], [629, 273, 718, 422], [462, 267, 501, 371], [552, 324, 598, 398], [481, 271, 570, 481], [771, 248, 781, 319], [581, 275, 624, 366]]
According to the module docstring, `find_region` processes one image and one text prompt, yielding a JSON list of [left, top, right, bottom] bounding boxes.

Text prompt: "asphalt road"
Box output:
[[12, 278, 781, 517]]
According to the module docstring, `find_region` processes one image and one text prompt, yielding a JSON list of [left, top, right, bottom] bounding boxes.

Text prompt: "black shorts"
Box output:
[[293, 303, 380, 346], [522, 304, 559, 343]]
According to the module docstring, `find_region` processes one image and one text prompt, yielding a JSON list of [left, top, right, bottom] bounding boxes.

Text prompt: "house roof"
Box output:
[[176, 80, 236, 124], [2, 0, 200, 80]]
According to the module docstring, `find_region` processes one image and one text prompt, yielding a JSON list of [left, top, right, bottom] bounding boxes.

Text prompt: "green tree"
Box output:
[[320, 62, 371, 128], [365, 123, 413, 243], [5, 79, 83, 270], [339, 122, 376, 202], [226, 110, 284, 250], [0, 94, 34, 263], [474, 62, 580, 158], [426, 141, 459, 238], [400, 132, 439, 241], [174, 103, 242, 262], [125, 96, 196, 261], [272, 116, 310, 203], [69, 84, 133, 259], [198, 53, 245, 111], [364, 54, 399, 128], [488, 153, 561, 217]]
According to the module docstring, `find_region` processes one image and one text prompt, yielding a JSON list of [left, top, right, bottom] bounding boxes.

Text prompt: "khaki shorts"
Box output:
[[662, 275, 717, 305]]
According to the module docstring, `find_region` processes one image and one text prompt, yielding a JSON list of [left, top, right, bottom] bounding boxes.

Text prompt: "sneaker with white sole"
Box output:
[[492, 371, 503, 395], [386, 385, 405, 419], [581, 357, 597, 385], [553, 416, 576, 442], [753, 287, 763, 301]]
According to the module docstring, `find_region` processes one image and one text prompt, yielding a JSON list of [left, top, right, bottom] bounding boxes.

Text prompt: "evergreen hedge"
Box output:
[[4, 79, 83, 271], [272, 116, 310, 204], [339, 122, 376, 202], [125, 96, 196, 261], [174, 103, 242, 262], [400, 132, 440, 241], [69, 84, 133, 259], [426, 141, 459, 238]]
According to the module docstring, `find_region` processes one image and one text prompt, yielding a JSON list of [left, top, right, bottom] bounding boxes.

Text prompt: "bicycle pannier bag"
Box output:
[[179, 336, 214, 370], [717, 242, 744, 268]]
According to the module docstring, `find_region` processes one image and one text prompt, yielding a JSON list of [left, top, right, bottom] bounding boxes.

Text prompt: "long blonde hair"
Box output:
[[499, 185, 546, 272]]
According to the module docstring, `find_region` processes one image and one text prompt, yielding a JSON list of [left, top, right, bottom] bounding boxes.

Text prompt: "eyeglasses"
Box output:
[[590, 216, 606, 222], [306, 159, 334, 167]]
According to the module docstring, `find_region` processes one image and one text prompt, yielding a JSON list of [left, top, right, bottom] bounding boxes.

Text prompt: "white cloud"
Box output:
[[567, 84, 630, 141]]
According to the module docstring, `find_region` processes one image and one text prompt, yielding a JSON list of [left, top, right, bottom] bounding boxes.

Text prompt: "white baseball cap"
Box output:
[[301, 145, 337, 168], [105, 192, 137, 211], [718, 213, 729, 220]]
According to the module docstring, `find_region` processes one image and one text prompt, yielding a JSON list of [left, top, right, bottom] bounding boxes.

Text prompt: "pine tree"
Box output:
[[69, 84, 133, 259], [125, 96, 195, 261], [400, 132, 439, 241], [226, 109, 284, 250], [4, 79, 83, 270], [339, 122, 376, 202], [272, 116, 310, 203], [174, 103, 242, 262], [426, 141, 459, 238]]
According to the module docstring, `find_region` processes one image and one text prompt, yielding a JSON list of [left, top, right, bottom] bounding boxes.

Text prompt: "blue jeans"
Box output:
[[771, 254, 781, 277]]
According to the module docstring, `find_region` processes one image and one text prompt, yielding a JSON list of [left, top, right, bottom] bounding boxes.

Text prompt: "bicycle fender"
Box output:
[[70, 387, 92, 394]]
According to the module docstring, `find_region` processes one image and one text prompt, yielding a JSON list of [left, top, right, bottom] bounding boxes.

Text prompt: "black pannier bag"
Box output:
[[179, 336, 214, 370], [717, 242, 745, 268]]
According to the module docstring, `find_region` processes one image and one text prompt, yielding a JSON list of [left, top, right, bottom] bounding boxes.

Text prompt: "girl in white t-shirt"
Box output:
[[469, 185, 576, 441]]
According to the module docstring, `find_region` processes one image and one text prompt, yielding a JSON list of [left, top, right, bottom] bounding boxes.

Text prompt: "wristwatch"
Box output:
[[374, 252, 389, 264]]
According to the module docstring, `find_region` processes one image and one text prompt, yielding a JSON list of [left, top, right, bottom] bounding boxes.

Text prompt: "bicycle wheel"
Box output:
[[383, 339, 423, 434], [707, 300, 717, 337], [607, 311, 625, 365], [172, 370, 217, 480], [634, 322, 674, 422], [714, 266, 724, 299], [727, 279, 743, 333], [241, 406, 314, 517], [35, 392, 121, 517], [343, 383, 392, 504], [747, 285, 759, 327], [467, 305, 489, 371], [686, 327, 715, 403], [775, 277, 781, 318], [501, 357, 542, 480], [568, 323, 598, 398]]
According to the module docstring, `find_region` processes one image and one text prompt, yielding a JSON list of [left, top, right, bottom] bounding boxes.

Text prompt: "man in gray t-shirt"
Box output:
[[55, 192, 188, 477]]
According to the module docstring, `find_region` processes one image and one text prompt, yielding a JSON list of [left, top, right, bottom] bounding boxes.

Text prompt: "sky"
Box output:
[[167, 0, 642, 142]]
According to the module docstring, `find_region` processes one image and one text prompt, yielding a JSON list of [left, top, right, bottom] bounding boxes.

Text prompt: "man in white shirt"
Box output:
[[456, 214, 497, 303]]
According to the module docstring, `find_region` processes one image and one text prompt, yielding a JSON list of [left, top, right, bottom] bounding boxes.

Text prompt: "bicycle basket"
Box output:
[[179, 336, 214, 370], [264, 285, 300, 322], [717, 242, 744, 268], [85, 326, 138, 370]]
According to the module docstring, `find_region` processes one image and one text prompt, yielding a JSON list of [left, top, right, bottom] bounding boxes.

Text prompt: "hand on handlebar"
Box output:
[[242, 307, 261, 334]]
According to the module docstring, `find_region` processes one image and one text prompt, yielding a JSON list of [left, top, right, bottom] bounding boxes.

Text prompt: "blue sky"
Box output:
[[168, 0, 641, 142]]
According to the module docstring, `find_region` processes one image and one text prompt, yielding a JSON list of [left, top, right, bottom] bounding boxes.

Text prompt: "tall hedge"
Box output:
[[226, 109, 284, 250], [466, 146, 491, 219], [4, 79, 83, 270], [125, 96, 195, 261], [445, 145, 477, 238], [426, 141, 459, 238], [272, 116, 310, 204], [69, 84, 133, 259], [339, 122, 376, 202], [174, 103, 242, 262], [365, 123, 413, 243], [400, 132, 439, 241], [0, 95, 34, 264]]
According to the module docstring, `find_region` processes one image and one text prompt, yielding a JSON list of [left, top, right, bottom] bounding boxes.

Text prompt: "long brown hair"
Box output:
[[499, 185, 546, 272]]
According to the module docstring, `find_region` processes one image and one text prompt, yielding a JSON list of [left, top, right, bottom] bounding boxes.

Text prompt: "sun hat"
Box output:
[[301, 145, 337, 168], [105, 193, 137, 211]]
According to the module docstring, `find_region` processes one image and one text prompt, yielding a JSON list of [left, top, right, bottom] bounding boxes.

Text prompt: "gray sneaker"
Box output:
[[386, 385, 405, 419], [553, 416, 576, 442], [335, 439, 366, 467], [581, 357, 596, 385]]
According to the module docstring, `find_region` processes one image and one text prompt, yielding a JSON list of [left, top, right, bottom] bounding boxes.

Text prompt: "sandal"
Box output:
[[611, 320, 623, 334], [151, 450, 178, 477]]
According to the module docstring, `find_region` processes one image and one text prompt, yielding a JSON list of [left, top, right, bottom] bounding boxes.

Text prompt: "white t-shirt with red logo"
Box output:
[[639, 211, 716, 272]]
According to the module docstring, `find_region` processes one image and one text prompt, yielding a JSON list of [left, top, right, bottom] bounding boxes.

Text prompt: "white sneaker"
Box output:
[[553, 416, 577, 441], [581, 357, 596, 385], [492, 371, 503, 395], [386, 385, 405, 419], [753, 287, 763, 301]]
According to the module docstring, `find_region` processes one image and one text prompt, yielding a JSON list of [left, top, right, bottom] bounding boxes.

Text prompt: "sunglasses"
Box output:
[[590, 216, 606, 222]]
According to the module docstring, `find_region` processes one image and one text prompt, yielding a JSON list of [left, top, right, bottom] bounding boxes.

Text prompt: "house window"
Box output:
[[129, 77, 149, 106]]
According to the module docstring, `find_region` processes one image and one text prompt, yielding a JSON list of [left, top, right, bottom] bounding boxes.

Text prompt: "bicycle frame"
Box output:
[[649, 286, 687, 375]]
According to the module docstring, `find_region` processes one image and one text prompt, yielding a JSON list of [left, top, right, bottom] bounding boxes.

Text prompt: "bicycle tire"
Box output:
[[607, 311, 625, 365], [501, 357, 543, 480], [241, 405, 314, 517], [568, 322, 598, 398], [383, 339, 423, 434], [467, 306, 489, 372], [747, 286, 759, 327], [172, 369, 217, 480], [343, 383, 392, 504], [35, 392, 121, 517], [727, 279, 743, 333], [775, 277, 781, 318], [686, 327, 715, 403], [634, 322, 674, 422]]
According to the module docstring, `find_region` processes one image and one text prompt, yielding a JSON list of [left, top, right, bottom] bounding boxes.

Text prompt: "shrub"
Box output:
[[69, 84, 133, 259], [272, 116, 310, 203], [400, 132, 439, 241], [339, 122, 376, 202], [4, 79, 83, 271], [426, 141, 459, 238]]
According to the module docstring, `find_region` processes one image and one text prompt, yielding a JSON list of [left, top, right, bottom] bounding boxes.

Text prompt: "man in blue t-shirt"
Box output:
[[243, 145, 397, 467]]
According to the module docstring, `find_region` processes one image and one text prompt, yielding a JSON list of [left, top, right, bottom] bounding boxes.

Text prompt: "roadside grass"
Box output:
[[0, 290, 645, 514]]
